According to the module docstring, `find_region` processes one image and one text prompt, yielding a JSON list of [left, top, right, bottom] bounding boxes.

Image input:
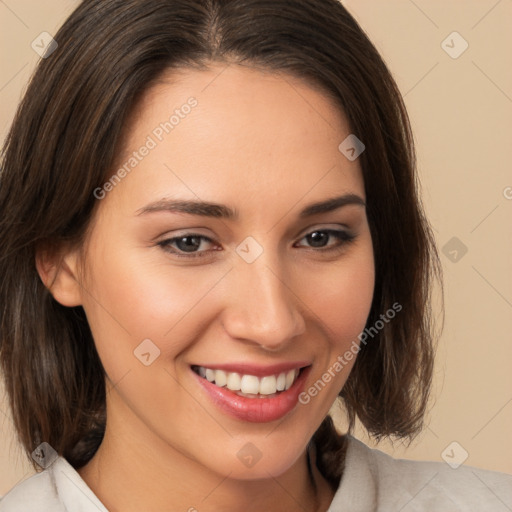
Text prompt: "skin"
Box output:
[[38, 63, 375, 512]]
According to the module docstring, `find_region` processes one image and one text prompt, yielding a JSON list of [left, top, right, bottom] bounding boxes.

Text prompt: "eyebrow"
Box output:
[[136, 193, 365, 219]]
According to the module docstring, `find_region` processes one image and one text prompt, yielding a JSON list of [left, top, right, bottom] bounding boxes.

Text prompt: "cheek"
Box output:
[[301, 245, 375, 389], [79, 241, 231, 374], [295, 252, 374, 419], [305, 252, 375, 346]]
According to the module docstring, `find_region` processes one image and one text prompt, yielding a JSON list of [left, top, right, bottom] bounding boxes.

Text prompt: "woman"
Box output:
[[0, 0, 510, 510]]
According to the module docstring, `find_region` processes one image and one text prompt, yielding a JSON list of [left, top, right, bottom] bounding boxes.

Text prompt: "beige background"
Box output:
[[1, 0, 511, 495]]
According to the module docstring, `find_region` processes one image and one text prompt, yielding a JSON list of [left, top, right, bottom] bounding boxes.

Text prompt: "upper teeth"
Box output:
[[196, 366, 300, 395]]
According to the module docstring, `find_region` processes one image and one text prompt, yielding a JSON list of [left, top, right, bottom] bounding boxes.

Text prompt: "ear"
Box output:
[[35, 243, 83, 307]]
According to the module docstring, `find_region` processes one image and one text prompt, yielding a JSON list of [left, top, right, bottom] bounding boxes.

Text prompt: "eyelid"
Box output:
[[294, 228, 356, 248], [157, 225, 356, 260], [157, 223, 350, 245], [156, 231, 226, 262], [296, 223, 350, 238], [155, 227, 213, 239]]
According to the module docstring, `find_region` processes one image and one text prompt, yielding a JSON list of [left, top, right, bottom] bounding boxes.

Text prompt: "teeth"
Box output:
[[276, 372, 286, 391], [241, 375, 260, 394], [226, 372, 241, 391], [285, 369, 295, 390], [260, 375, 277, 395], [215, 369, 227, 387], [194, 366, 301, 396]]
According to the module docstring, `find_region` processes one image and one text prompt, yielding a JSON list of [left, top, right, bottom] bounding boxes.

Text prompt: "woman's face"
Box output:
[[73, 64, 374, 479]]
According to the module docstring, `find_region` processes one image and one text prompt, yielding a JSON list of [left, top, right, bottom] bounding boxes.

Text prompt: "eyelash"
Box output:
[[157, 229, 357, 259]]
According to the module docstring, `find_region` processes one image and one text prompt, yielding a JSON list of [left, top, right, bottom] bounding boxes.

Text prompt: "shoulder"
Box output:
[[0, 457, 107, 512], [328, 435, 512, 512], [0, 464, 63, 512]]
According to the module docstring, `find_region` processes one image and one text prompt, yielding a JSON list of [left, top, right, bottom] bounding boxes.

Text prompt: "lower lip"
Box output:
[[192, 366, 311, 423]]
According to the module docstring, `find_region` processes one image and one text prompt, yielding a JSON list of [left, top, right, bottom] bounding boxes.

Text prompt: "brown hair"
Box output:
[[0, 0, 441, 491]]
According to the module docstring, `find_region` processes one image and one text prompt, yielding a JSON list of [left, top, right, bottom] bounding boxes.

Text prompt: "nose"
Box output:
[[220, 257, 306, 351]]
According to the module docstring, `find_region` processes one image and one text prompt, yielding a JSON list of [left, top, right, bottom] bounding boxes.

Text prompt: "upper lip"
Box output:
[[191, 361, 311, 378]]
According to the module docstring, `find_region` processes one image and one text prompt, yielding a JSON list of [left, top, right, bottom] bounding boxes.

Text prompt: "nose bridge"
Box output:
[[222, 251, 305, 348]]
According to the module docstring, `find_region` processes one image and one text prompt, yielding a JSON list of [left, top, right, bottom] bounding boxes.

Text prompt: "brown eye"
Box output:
[[174, 235, 203, 252], [158, 234, 217, 258], [306, 231, 330, 247], [296, 229, 356, 250]]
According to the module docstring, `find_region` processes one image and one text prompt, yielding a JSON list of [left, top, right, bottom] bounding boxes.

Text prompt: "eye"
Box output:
[[157, 234, 217, 258], [157, 229, 357, 260], [294, 229, 356, 251]]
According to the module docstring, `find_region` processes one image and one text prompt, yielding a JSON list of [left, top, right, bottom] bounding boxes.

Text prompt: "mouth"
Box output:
[[190, 363, 312, 423], [191, 364, 307, 399]]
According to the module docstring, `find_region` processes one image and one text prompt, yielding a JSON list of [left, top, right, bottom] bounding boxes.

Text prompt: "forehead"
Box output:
[[108, 63, 365, 212]]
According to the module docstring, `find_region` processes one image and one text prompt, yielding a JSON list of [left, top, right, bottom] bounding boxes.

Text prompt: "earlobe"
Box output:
[[35, 244, 83, 307]]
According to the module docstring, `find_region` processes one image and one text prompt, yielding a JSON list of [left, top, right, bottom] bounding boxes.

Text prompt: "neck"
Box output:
[[77, 408, 335, 512]]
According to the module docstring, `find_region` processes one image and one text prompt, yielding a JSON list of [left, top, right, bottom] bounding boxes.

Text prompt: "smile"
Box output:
[[190, 362, 312, 422], [192, 365, 303, 398]]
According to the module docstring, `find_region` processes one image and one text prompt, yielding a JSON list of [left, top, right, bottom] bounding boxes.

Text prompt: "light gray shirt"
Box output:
[[1, 435, 511, 511]]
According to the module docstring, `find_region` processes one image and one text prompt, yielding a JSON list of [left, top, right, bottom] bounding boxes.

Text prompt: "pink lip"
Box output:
[[191, 361, 311, 377], [191, 365, 312, 423]]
